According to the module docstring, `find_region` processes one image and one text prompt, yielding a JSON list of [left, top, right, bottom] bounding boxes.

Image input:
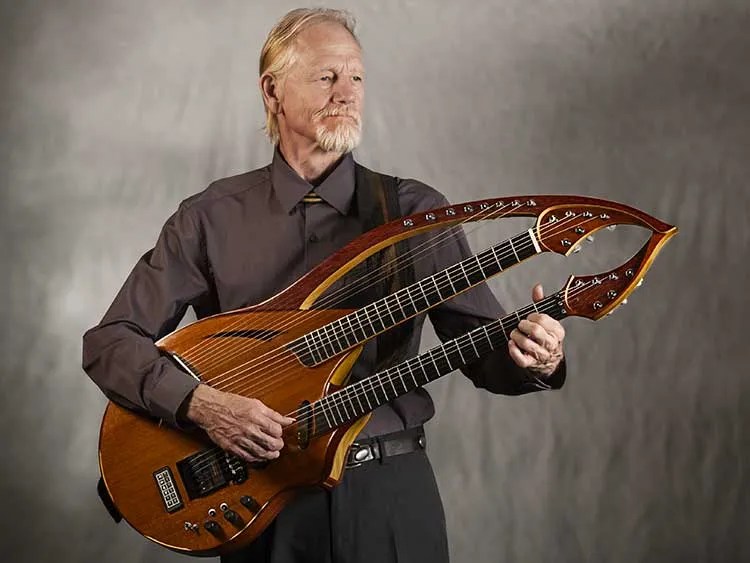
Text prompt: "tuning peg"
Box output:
[[622, 299, 628, 305], [606, 225, 617, 231], [572, 244, 582, 254], [636, 278, 644, 288], [586, 235, 595, 244]]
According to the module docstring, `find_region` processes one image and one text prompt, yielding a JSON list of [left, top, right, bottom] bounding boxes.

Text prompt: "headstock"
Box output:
[[559, 226, 677, 320], [534, 202, 675, 256]]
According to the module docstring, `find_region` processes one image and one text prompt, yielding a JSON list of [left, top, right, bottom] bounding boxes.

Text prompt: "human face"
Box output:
[[276, 22, 364, 154]]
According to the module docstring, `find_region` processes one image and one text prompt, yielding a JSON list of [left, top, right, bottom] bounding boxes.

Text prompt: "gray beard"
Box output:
[[315, 121, 362, 154]]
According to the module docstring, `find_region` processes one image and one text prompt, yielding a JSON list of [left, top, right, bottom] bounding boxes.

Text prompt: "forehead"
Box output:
[[292, 22, 363, 70]]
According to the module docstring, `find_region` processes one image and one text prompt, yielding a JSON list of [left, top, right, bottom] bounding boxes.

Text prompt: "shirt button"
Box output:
[[308, 233, 318, 243]]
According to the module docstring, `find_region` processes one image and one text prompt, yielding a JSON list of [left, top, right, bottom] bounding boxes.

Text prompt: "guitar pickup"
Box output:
[[176, 450, 247, 500]]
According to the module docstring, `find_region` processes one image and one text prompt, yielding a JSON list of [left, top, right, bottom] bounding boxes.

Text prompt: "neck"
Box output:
[[277, 136, 345, 184]]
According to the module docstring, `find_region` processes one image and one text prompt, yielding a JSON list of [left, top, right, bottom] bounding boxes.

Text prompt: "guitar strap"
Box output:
[[353, 163, 416, 372]]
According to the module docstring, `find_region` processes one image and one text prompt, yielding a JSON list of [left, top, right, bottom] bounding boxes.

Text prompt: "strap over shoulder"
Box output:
[[353, 163, 416, 371]]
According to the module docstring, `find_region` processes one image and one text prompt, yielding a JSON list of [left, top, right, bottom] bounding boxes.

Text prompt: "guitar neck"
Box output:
[[291, 229, 541, 366], [309, 292, 568, 436]]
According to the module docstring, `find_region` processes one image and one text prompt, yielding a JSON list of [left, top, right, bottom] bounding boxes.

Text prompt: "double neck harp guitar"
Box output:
[[97, 196, 675, 556]]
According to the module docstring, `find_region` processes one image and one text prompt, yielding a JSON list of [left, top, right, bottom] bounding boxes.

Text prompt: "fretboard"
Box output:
[[291, 229, 541, 366], [308, 293, 568, 436]]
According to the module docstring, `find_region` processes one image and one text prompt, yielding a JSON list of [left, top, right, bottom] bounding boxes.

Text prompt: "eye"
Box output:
[[320, 75, 333, 82], [352, 75, 363, 82]]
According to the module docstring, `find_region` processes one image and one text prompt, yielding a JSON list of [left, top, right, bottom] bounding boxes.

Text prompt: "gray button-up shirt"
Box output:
[[82, 151, 564, 437]]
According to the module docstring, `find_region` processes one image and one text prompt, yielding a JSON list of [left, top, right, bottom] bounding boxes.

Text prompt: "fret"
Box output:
[[323, 397, 338, 427], [361, 382, 373, 411], [408, 285, 428, 310], [320, 324, 336, 358], [435, 345, 453, 372], [387, 370, 399, 396], [360, 307, 377, 337], [344, 388, 359, 419], [318, 400, 333, 430], [474, 254, 486, 277], [468, 332, 480, 358], [307, 332, 323, 364], [508, 236, 521, 262], [416, 356, 430, 385], [406, 361, 419, 387], [365, 378, 382, 407], [336, 393, 351, 421], [394, 365, 409, 394], [482, 324, 495, 350], [490, 244, 505, 270], [443, 269, 457, 294], [458, 261, 472, 285], [345, 314, 365, 344], [427, 349, 441, 377], [382, 296, 398, 325], [440, 339, 463, 368], [419, 282, 431, 306], [499, 316, 515, 339], [370, 304, 387, 333], [393, 290, 407, 318], [353, 385, 365, 415], [431, 276, 444, 300], [379, 375, 390, 403], [333, 397, 346, 425], [337, 318, 355, 348], [453, 338, 466, 364], [404, 286, 419, 313]]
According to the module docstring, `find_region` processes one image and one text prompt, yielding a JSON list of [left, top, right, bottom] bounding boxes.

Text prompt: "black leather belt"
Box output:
[[345, 426, 427, 469]]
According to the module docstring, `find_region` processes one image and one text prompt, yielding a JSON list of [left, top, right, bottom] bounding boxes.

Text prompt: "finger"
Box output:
[[520, 319, 559, 353], [262, 405, 296, 426], [247, 426, 284, 451], [257, 417, 283, 438], [508, 340, 534, 369], [510, 328, 550, 363], [228, 444, 260, 463], [517, 321, 558, 354], [240, 436, 281, 459], [526, 313, 566, 342], [532, 283, 544, 303], [518, 319, 548, 343]]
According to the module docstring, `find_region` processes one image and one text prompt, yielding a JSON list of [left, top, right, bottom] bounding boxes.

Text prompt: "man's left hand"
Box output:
[[508, 283, 565, 377]]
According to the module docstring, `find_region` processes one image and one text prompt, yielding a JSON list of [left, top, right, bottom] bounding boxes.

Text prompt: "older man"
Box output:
[[83, 8, 566, 563]]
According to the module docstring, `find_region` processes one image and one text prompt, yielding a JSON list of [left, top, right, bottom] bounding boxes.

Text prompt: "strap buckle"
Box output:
[[345, 441, 378, 469]]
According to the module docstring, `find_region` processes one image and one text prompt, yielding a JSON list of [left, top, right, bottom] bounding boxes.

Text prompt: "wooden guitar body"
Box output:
[[99, 307, 367, 556]]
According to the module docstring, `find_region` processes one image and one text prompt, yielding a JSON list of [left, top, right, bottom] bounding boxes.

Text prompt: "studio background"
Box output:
[[2, 1, 748, 562]]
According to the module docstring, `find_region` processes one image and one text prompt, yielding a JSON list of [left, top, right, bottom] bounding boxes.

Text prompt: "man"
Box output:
[[83, 8, 566, 563]]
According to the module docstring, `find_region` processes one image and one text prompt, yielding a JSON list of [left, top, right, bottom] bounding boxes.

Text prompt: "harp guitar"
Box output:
[[97, 195, 674, 556]]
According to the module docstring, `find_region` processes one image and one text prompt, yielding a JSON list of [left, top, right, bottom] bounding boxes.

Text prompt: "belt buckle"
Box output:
[[346, 442, 376, 469]]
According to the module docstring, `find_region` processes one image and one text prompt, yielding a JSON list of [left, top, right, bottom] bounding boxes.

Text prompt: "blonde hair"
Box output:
[[259, 8, 359, 144]]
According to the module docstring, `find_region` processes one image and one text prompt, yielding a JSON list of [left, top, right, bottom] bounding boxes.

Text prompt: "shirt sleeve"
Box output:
[[419, 192, 567, 395], [82, 202, 211, 426]]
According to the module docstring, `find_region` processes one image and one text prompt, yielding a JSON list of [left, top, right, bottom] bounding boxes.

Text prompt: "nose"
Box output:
[[331, 78, 358, 105]]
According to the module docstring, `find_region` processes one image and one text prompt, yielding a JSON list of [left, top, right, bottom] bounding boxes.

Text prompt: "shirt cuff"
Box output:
[[147, 359, 201, 428]]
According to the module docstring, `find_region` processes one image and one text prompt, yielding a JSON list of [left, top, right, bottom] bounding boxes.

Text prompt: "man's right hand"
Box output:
[[185, 384, 295, 463]]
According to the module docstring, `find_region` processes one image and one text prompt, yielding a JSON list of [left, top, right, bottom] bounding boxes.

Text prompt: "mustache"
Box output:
[[314, 107, 361, 123]]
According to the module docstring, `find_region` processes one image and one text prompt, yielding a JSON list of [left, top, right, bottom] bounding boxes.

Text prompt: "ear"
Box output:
[[260, 73, 282, 114]]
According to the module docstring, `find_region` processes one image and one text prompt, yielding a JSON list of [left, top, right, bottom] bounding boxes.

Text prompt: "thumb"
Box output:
[[532, 283, 544, 302]]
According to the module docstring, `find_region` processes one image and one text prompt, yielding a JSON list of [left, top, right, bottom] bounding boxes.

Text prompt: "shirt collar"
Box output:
[[271, 149, 355, 215]]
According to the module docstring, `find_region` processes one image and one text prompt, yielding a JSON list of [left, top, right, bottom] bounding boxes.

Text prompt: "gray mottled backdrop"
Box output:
[[2, 0, 748, 562]]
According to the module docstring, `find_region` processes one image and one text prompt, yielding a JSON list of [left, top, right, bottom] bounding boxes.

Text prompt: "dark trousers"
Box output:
[[221, 449, 449, 563]]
